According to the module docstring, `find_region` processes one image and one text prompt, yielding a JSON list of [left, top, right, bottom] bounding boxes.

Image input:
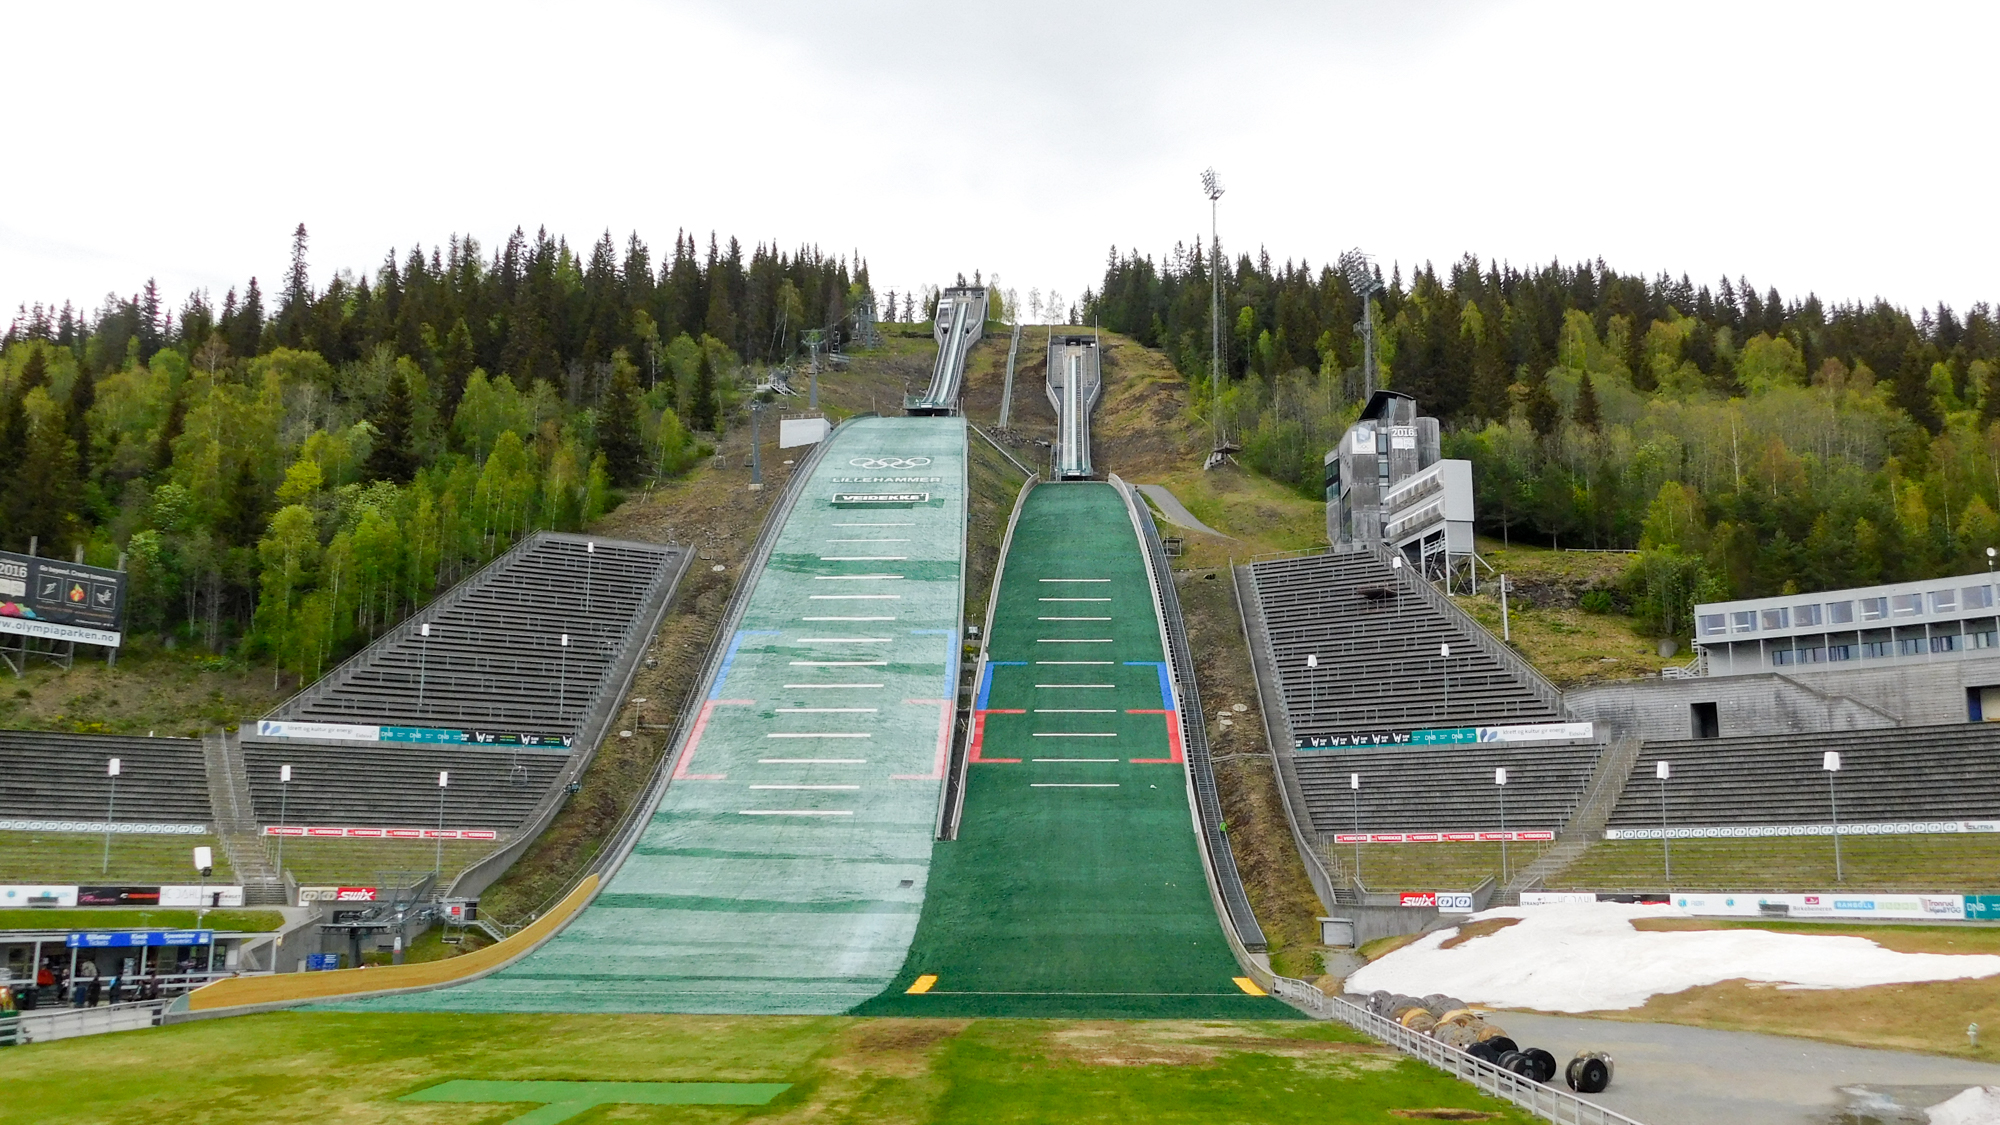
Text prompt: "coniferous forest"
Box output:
[[0, 225, 871, 680], [1088, 245, 2000, 633]]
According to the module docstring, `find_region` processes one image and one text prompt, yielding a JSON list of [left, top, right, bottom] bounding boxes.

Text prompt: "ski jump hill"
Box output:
[[186, 302, 1290, 1020]]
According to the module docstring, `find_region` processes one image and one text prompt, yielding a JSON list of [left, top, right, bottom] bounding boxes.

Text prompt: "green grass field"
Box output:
[[859, 484, 1291, 1019], [0, 831, 233, 884], [0, 908, 282, 932], [0, 1012, 1533, 1124], [261, 836, 497, 885], [1547, 834, 2000, 892], [1324, 842, 1552, 894]]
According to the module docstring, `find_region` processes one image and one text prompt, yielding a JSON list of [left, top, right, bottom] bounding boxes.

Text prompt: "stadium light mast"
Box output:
[[1305, 653, 1318, 737], [1495, 766, 1509, 883], [1824, 751, 1843, 882], [1350, 772, 1362, 888], [1201, 167, 1228, 463], [1440, 642, 1451, 719], [103, 757, 121, 876], [277, 764, 292, 882], [435, 770, 450, 876], [1338, 249, 1383, 400], [1656, 759, 1672, 885]]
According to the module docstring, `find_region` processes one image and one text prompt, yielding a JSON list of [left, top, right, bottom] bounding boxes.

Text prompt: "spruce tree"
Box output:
[[1524, 369, 1561, 437], [13, 420, 83, 554], [598, 357, 644, 486], [1574, 371, 1602, 431], [222, 457, 264, 546], [435, 317, 476, 414], [67, 364, 96, 482], [363, 368, 417, 483], [19, 346, 49, 392], [689, 349, 720, 432], [152, 389, 186, 474]]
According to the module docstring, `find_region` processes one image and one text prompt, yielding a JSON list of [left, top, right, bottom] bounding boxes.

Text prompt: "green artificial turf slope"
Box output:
[[857, 483, 1294, 1018]]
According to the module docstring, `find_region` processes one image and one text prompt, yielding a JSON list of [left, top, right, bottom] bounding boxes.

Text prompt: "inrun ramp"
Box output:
[[348, 417, 967, 1014], [1046, 333, 1100, 479], [857, 482, 1294, 1018]]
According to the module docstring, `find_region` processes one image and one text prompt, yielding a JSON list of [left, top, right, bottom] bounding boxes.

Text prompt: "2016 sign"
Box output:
[[0, 550, 128, 647]]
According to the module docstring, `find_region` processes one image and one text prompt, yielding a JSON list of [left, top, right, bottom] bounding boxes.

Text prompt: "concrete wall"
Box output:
[[1567, 655, 2000, 741]]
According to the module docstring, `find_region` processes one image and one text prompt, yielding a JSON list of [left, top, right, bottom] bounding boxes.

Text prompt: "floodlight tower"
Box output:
[[1201, 167, 1227, 458], [1338, 248, 1383, 399]]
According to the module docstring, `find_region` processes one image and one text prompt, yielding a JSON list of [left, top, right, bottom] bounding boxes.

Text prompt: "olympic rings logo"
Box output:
[[849, 457, 933, 469]]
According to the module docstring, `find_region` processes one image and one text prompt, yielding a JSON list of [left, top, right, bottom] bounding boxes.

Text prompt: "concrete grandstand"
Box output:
[[0, 532, 690, 901]]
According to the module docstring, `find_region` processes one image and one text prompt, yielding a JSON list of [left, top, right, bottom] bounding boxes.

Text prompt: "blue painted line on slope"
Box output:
[[910, 629, 955, 697], [711, 630, 781, 700], [978, 661, 1026, 710], [1125, 661, 1175, 711]]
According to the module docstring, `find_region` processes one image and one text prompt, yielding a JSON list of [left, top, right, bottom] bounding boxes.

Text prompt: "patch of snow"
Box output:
[[1928, 1085, 2000, 1125], [1345, 901, 2000, 1012]]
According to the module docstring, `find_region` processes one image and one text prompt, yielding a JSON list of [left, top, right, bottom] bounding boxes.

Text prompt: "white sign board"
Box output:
[[1477, 722, 1594, 744], [159, 885, 246, 908], [0, 884, 80, 908], [779, 417, 831, 448]]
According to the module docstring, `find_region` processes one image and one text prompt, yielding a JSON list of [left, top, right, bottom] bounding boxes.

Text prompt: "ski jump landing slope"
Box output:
[[357, 416, 967, 1014], [856, 481, 1294, 1018]]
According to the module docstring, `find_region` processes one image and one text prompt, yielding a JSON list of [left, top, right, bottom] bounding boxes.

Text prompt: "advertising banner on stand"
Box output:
[[0, 551, 126, 647], [0, 885, 78, 908], [1671, 892, 1967, 920], [76, 886, 162, 907]]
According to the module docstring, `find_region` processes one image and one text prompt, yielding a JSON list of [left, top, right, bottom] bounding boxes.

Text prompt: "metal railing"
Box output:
[[1264, 978, 1643, 1125], [16, 998, 167, 1043], [1116, 477, 1267, 951], [1368, 544, 1569, 721]]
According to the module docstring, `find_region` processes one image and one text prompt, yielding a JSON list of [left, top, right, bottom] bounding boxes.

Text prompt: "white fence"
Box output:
[[1265, 977, 1643, 1125], [16, 998, 166, 1043]]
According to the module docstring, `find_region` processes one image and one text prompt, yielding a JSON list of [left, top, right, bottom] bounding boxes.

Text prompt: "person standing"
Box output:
[[78, 958, 99, 1008]]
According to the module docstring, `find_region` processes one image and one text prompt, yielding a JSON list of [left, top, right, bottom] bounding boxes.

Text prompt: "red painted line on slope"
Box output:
[[968, 709, 1024, 763], [894, 699, 954, 778], [1125, 708, 1184, 764], [674, 699, 753, 780]]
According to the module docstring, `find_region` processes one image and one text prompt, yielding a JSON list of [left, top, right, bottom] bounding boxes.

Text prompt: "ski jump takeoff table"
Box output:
[[858, 482, 1293, 1018]]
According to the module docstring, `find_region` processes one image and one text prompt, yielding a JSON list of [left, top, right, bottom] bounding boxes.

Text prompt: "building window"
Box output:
[[1794, 604, 1823, 626], [1797, 645, 1824, 663], [1697, 614, 1727, 638], [1891, 593, 1924, 617], [1762, 607, 1789, 630], [1932, 634, 1960, 653], [1860, 598, 1889, 621], [1932, 589, 1958, 613], [1771, 648, 1794, 666], [1731, 611, 1757, 633], [1965, 586, 1996, 610], [1896, 636, 1926, 656], [1973, 630, 1999, 649], [1828, 601, 1855, 624], [1862, 640, 1892, 658], [1828, 644, 1856, 661]]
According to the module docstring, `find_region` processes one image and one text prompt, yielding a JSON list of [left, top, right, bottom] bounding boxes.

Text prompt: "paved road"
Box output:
[[1135, 484, 1234, 540], [1497, 1011, 2000, 1124]]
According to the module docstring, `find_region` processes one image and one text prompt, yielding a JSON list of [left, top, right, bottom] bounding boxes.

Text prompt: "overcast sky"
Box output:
[[4, 1, 1994, 328]]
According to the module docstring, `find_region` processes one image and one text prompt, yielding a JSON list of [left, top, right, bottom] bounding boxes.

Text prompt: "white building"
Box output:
[[1694, 572, 2000, 684]]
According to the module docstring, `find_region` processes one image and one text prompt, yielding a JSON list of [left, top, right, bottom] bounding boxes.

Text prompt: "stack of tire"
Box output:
[[1364, 991, 1612, 1092]]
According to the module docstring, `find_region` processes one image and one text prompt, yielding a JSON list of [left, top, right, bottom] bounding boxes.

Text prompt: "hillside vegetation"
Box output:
[[1090, 248, 2000, 642]]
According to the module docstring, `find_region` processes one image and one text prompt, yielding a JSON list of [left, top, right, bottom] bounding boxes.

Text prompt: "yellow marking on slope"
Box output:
[[1233, 976, 1267, 996], [906, 974, 939, 994]]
